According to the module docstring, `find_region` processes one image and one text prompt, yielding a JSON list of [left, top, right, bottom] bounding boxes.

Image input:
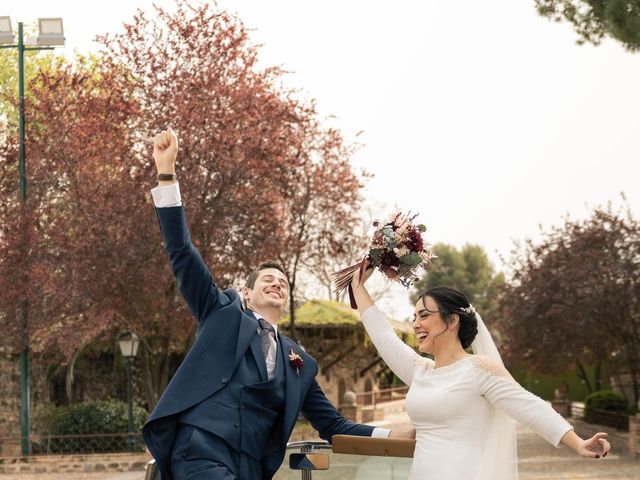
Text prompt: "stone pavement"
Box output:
[[0, 473, 143, 480], [517, 425, 640, 479], [376, 411, 640, 479], [2, 412, 639, 479]]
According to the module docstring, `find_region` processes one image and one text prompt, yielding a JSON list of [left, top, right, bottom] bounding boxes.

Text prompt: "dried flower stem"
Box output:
[[332, 262, 364, 293]]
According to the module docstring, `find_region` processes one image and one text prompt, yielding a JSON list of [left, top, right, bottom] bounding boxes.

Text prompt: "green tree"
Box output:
[[410, 243, 505, 319], [536, 0, 640, 51], [0, 49, 62, 129]]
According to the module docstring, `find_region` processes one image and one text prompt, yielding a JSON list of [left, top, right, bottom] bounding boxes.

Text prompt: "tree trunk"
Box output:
[[141, 338, 157, 411], [288, 281, 297, 342], [594, 362, 602, 392], [159, 335, 171, 399], [576, 361, 593, 393], [140, 338, 174, 412], [65, 345, 86, 404], [626, 357, 639, 406]]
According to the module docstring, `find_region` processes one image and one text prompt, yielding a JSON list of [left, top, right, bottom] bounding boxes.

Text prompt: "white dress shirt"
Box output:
[[151, 182, 182, 207]]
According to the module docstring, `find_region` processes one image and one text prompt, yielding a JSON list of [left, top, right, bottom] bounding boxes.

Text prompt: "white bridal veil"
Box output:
[[470, 309, 519, 480]]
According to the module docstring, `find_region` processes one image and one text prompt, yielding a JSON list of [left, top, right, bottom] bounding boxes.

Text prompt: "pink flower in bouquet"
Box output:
[[332, 211, 436, 295]]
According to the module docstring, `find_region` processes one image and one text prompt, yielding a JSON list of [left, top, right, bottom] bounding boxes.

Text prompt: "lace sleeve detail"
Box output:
[[471, 355, 516, 381], [471, 355, 573, 447], [413, 355, 431, 369], [361, 305, 433, 385]]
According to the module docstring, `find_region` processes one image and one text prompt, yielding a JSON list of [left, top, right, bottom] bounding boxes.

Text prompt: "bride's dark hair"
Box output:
[[418, 286, 479, 349]]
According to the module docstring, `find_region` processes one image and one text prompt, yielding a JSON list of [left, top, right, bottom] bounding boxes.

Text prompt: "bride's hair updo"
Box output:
[[418, 286, 479, 349]]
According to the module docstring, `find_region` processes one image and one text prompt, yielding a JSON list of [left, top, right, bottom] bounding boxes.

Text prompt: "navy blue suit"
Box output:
[[143, 207, 374, 479]]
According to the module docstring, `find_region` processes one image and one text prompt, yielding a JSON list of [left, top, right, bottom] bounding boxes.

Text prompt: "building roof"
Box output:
[[279, 299, 414, 336]]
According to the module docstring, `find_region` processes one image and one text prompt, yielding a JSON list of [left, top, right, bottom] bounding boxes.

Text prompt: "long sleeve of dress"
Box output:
[[361, 305, 434, 385], [471, 355, 573, 447]]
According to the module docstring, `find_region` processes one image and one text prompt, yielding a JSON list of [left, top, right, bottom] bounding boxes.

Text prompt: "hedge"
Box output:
[[36, 400, 148, 453]]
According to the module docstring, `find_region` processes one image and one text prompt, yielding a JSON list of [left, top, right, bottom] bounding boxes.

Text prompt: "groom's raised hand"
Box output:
[[153, 128, 179, 184]]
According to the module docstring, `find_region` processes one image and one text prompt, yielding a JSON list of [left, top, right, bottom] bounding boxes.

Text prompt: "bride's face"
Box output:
[[413, 296, 450, 354]]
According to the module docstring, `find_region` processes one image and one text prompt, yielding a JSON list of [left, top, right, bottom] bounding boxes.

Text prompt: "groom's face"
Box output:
[[243, 268, 289, 314]]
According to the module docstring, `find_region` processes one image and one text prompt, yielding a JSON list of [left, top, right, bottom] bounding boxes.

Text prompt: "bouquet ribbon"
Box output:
[[347, 257, 370, 309]]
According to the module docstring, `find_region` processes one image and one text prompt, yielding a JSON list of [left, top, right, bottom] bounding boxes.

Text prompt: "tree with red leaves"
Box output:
[[272, 125, 368, 341], [0, 1, 366, 410], [496, 202, 640, 404]]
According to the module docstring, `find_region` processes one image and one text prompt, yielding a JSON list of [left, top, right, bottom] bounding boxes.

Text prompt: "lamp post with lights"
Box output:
[[0, 16, 64, 456], [117, 332, 140, 446]]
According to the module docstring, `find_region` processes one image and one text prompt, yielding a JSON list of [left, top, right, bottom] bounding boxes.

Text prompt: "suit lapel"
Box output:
[[235, 310, 260, 368], [249, 334, 268, 382], [280, 336, 302, 434]]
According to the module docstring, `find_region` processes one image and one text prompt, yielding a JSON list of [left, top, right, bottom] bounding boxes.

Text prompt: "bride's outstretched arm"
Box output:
[[351, 268, 432, 385], [472, 355, 610, 458]]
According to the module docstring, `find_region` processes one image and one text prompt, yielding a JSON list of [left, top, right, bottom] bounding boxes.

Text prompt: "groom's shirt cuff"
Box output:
[[371, 428, 390, 438], [151, 182, 182, 208]]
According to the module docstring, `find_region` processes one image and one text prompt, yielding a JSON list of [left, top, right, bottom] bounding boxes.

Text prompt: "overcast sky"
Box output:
[[6, 1, 639, 319]]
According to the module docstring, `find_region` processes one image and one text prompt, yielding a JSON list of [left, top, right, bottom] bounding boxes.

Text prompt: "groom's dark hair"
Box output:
[[245, 261, 287, 289]]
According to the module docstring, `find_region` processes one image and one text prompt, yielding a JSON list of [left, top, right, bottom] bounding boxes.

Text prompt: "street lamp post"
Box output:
[[117, 332, 140, 448], [0, 16, 65, 456]]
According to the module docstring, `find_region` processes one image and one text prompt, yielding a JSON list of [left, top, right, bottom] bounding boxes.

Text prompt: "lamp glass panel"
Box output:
[[38, 18, 63, 35], [0, 17, 12, 34]]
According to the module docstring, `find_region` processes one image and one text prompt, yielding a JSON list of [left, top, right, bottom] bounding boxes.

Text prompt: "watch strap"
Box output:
[[157, 173, 177, 181]]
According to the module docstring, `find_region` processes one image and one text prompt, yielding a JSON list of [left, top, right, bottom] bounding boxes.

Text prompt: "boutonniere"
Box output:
[[288, 348, 304, 376]]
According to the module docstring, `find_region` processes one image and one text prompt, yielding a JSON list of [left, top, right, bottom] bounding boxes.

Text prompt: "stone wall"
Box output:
[[610, 373, 640, 408], [0, 347, 22, 453], [287, 326, 386, 408], [0, 351, 56, 455], [0, 320, 387, 458], [0, 347, 149, 457]]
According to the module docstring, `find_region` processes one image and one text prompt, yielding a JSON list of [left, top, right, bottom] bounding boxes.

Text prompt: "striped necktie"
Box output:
[[257, 318, 275, 359]]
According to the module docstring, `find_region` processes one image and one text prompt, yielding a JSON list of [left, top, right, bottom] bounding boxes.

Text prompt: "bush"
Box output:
[[584, 390, 627, 420], [37, 400, 148, 453]]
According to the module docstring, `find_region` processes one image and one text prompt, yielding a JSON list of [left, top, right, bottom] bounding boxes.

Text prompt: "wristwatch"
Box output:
[[157, 173, 177, 181]]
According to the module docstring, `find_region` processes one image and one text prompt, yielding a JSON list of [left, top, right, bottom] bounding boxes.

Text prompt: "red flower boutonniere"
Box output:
[[289, 348, 303, 376]]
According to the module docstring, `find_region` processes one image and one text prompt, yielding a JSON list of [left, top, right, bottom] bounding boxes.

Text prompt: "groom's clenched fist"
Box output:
[[153, 128, 178, 176]]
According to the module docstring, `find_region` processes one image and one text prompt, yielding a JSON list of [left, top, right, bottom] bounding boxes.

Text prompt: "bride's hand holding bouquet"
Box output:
[[333, 211, 436, 308]]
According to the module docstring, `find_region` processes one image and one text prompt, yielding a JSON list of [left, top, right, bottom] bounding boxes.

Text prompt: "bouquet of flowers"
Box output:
[[332, 211, 437, 304]]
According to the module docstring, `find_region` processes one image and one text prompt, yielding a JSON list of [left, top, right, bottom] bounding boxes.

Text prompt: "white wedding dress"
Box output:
[[362, 306, 573, 480]]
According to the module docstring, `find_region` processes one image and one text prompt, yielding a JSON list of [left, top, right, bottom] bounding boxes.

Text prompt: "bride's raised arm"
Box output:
[[351, 267, 433, 386]]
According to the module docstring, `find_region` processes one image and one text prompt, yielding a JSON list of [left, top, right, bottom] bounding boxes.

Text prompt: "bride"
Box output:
[[350, 267, 610, 480]]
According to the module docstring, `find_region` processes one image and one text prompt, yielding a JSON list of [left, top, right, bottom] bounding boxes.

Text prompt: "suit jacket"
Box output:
[[142, 206, 374, 480]]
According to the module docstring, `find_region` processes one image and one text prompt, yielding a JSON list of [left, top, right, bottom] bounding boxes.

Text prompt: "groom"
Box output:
[[143, 129, 405, 480]]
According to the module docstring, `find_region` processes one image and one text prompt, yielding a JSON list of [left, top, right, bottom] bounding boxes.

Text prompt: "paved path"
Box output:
[[0, 474, 143, 480], [517, 425, 640, 479], [377, 411, 640, 479], [2, 413, 639, 479]]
